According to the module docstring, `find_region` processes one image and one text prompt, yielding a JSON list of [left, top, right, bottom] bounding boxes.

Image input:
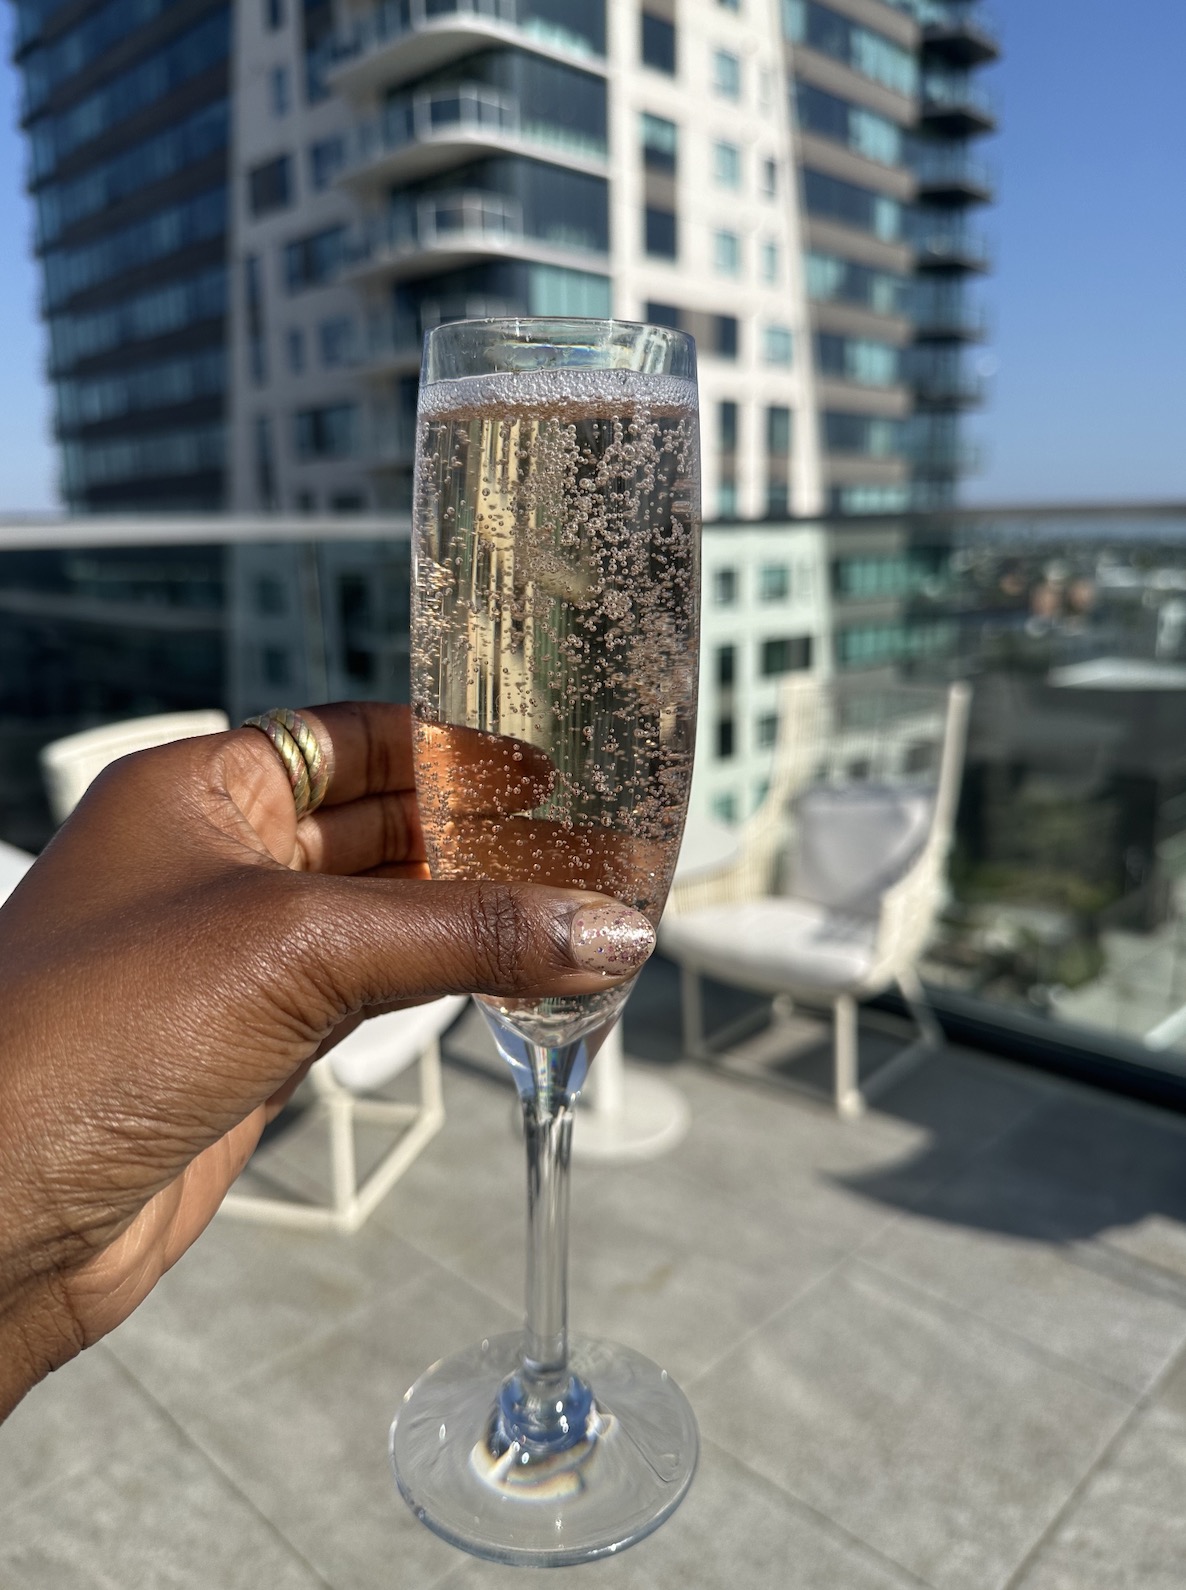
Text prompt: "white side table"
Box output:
[[572, 815, 742, 1163]]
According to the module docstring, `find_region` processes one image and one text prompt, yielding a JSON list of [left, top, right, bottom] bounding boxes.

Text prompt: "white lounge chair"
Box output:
[[661, 676, 971, 1118], [39, 712, 460, 1230]]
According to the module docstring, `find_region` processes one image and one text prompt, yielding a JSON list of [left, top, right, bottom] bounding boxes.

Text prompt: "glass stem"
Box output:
[[494, 1035, 592, 1451], [521, 1073, 574, 1382]]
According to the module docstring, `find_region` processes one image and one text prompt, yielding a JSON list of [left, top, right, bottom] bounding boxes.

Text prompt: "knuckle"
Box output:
[[464, 881, 533, 991]]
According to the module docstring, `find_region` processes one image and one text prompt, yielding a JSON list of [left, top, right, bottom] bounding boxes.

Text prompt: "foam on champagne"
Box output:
[[417, 367, 698, 422]]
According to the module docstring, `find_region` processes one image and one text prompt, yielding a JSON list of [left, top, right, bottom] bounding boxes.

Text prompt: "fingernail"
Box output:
[[568, 904, 656, 976]]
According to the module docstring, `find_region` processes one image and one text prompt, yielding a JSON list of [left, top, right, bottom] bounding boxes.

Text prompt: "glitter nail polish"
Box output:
[[568, 904, 656, 976]]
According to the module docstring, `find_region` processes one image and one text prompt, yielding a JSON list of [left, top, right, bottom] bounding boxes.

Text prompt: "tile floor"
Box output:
[[5, 965, 1186, 1590]]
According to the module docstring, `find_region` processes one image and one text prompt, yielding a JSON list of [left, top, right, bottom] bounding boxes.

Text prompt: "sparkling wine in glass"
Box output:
[[391, 316, 701, 1566]]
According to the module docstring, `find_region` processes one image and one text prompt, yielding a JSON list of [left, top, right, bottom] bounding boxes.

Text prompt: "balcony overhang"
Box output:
[[344, 233, 608, 286], [918, 100, 997, 138], [339, 132, 605, 192], [922, 20, 1000, 69], [328, 19, 606, 99]]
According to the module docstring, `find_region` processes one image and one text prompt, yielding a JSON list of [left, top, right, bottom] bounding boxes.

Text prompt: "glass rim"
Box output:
[[421, 316, 697, 384]]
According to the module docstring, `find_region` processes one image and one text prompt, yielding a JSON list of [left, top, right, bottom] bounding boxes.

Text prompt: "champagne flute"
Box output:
[[391, 316, 701, 1566]]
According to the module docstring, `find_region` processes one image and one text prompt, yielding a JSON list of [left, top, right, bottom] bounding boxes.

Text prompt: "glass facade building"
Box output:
[[11, 0, 995, 516], [17, 0, 232, 512]]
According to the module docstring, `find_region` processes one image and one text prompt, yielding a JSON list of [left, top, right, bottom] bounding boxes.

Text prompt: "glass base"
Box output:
[[390, 1332, 698, 1566]]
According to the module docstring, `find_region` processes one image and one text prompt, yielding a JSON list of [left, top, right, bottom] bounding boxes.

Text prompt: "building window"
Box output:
[[713, 141, 740, 188], [319, 316, 357, 367], [802, 167, 900, 241], [254, 414, 274, 506], [270, 65, 289, 117], [245, 255, 265, 386], [714, 230, 741, 275], [714, 314, 739, 359], [718, 400, 738, 452], [713, 567, 738, 605], [713, 49, 741, 99], [248, 155, 291, 217], [255, 574, 285, 613], [756, 712, 778, 748], [761, 240, 779, 283], [296, 489, 316, 513], [645, 206, 677, 259], [712, 791, 738, 823], [816, 332, 899, 387], [761, 157, 778, 197], [716, 718, 736, 759], [265, 0, 284, 28], [294, 403, 359, 460], [284, 226, 348, 291], [760, 564, 790, 601], [767, 405, 792, 458], [645, 300, 682, 329], [286, 327, 304, 373], [261, 644, 290, 686], [761, 635, 812, 675], [641, 12, 676, 74], [824, 411, 903, 457], [716, 644, 736, 687], [783, 1, 918, 98], [764, 325, 793, 365], [641, 112, 678, 172], [719, 0, 740, 9], [308, 136, 345, 191], [718, 482, 738, 516]]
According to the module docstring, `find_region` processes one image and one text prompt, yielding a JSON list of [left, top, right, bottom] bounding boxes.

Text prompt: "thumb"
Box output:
[[275, 873, 657, 1016]]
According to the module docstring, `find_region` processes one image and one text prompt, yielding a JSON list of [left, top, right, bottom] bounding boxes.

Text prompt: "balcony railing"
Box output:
[[920, 73, 997, 134], [912, 222, 991, 271], [906, 359, 986, 406], [343, 85, 606, 181], [910, 292, 989, 339], [912, 145, 995, 202], [347, 192, 524, 270], [367, 295, 520, 364], [921, 2, 1000, 68]]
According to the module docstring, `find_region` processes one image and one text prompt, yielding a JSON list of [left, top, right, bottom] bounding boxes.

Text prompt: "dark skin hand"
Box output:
[[0, 702, 655, 1421]]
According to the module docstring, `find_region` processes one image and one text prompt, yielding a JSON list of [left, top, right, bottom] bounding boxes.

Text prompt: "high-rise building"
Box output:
[[12, 0, 996, 518]]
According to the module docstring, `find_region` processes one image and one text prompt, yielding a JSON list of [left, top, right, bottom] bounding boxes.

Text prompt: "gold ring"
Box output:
[[241, 708, 330, 818]]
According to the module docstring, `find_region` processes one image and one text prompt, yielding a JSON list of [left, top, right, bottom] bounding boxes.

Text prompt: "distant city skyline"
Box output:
[[0, 0, 1182, 514]]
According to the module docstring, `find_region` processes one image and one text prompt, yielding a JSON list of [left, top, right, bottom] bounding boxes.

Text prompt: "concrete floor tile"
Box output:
[[863, 1153, 1186, 1395], [431, 1439, 923, 1590], [0, 1345, 133, 1518], [1013, 1406, 1186, 1590], [0, 1353, 327, 1590], [178, 1262, 519, 1590], [102, 1196, 436, 1419], [669, 1064, 964, 1252], [691, 1261, 1129, 1590]]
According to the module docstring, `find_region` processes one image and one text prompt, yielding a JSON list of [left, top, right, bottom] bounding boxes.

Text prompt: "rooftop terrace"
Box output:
[[4, 965, 1186, 1590]]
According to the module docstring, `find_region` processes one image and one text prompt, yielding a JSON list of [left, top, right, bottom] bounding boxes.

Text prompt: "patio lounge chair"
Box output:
[[661, 676, 971, 1118], [39, 712, 461, 1231]]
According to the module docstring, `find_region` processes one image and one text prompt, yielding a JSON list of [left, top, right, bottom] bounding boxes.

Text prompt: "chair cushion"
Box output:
[[661, 898, 877, 993], [328, 995, 467, 1091], [786, 784, 935, 915]]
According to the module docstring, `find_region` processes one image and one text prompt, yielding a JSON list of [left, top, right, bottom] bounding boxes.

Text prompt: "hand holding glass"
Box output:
[[392, 317, 701, 1565]]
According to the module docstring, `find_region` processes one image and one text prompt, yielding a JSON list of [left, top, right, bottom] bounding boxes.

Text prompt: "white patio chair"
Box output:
[[39, 712, 460, 1230], [40, 710, 232, 823], [661, 676, 971, 1118]]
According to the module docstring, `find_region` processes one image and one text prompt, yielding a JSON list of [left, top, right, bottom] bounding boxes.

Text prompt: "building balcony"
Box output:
[[910, 293, 989, 341], [912, 146, 995, 206], [912, 223, 991, 273], [921, 2, 1001, 69], [327, 0, 606, 100], [344, 192, 606, 283], [364, 294, 520, 374], [919, 73, 997, 137], [908, 437, 982, 474], [906, 360, 985, 407], [339, 85, 606, 191]]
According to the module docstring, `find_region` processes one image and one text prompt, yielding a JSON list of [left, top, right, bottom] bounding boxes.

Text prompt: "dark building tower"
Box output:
[[14, 0, 232, 512], [907, 0, 998, 507]]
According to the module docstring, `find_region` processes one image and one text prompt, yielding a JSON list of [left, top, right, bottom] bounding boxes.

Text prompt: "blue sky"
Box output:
[[0, 0, 1182, 511]]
